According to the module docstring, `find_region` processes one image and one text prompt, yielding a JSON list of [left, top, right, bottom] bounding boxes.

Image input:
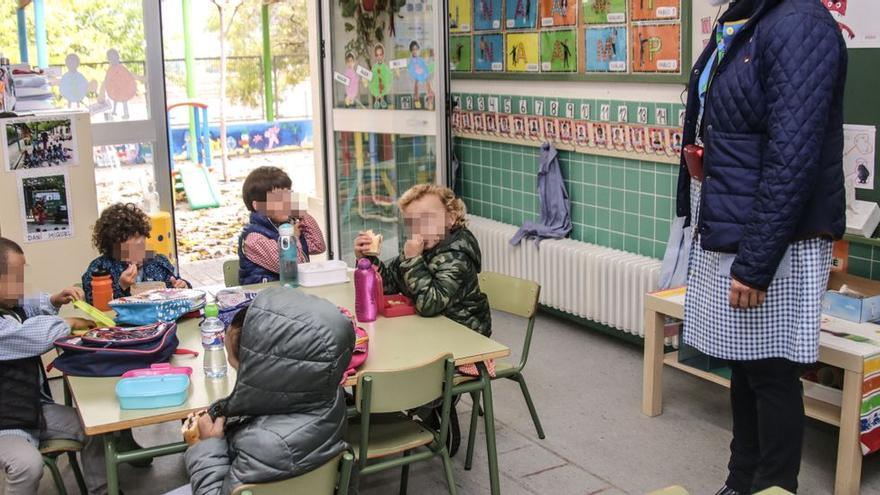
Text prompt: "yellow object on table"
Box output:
[[72, 300, 116, 328], [146, 211, 174, 261]]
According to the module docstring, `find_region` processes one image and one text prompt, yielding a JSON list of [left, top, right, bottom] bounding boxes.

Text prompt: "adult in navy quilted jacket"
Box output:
[[677, 1, 847, 494]]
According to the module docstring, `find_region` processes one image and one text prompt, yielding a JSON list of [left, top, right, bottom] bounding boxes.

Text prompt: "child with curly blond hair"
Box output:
[[82, 203, 189, 304], [354, 184, 491, 336]]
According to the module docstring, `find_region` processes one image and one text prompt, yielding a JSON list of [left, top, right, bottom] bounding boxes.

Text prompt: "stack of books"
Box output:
[[11, 65, 54, 112]]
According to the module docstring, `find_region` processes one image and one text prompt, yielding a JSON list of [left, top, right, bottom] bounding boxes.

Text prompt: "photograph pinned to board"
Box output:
[[474, 0, 504, 31], [498, 114, 512, 136], [649, 127, 668, 154], [593, 122, 611, 148], [585, 26, 628, 72], [473, 113, 487, 133], [631, 0, 680, 21], [3, 116, 78, 171], [611, 124, 627, 150], [543, 117, 559, 141], [450, 0, 473, 32], [843, 124, 876, 190], [507, 32, 541, 72], [630, 125, 647, 153], [16, 169, 74, 243], [558, 119, 574, 144], [631, 23, 681, 73], [583, 0, 627, 24], [822, 0, 880, 48], [527, 116, 542, 140], [450, 36, 473, 71], [540, 29, 578, 72], [540, 0, 577, 27], [506, 0, 538, 29], [575, 121, 591, 147], [485, 112, 499, 134], [512, 115, 527, 138], [474, 34, 505, 71]]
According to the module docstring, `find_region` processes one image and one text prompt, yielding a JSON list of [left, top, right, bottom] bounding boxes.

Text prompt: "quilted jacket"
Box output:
[[184, 288, 354, 495], [676, 0, 848, 290]]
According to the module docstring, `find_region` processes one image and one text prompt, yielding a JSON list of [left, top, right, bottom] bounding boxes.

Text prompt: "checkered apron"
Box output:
[[683, 179, 833, 363]]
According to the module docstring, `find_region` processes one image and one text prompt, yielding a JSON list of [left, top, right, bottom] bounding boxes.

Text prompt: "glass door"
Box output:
[[320, 0, 449, 263]]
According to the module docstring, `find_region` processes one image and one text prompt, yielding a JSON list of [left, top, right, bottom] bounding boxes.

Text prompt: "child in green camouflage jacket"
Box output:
[[354, 184, 492, 336]]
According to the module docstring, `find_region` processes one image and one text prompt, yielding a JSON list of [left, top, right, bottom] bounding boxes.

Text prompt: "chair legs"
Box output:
[[440, 448, 458, 495], [511, 373, 545, 440], [399, 450, 411, 495], [68, 452, 88, 495], [43, 455, 69, 495], [464, 391, 481, 471]]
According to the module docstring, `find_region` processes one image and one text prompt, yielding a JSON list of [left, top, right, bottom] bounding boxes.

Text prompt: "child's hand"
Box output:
[[293, 219, 302, 239], [353, 232, 374, 259], [198, 413, 226, 441], [404, 235, 425, 259], [51, 287, 85, 307], [64, 317, 97, 331], [169, 277, 188, 289], [119, 263, 138, 290]]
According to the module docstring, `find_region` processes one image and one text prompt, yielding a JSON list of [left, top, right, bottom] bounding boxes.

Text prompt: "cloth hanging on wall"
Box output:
[[509, 142, 572, 246], [658, 216, 692, 289]]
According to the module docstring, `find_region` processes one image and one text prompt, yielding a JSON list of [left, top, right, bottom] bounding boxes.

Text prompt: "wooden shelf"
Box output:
[[663, 352, 841, 426]]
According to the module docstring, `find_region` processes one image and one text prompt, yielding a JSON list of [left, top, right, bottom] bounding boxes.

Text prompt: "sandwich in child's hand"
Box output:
[[182, 410, 207, 445], [364, 229, 383, 257]]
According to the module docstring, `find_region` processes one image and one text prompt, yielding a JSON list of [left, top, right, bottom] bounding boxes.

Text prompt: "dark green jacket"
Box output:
[[373, 227, 492, 336]]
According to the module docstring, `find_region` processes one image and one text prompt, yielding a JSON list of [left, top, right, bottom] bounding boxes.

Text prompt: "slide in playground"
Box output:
[[177, 162, 221, 210]]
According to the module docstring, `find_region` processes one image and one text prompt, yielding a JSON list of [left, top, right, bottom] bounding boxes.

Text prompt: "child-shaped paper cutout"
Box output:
[[60, 54, 90, 107], [100, 48, 143, 120], [369, 44, 392, 109], [344, 53, 361, 107], [407, 41, 434, 110]]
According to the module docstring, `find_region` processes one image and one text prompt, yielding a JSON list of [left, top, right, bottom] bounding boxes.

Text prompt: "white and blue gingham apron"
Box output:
[[683, 179, 833, 363]]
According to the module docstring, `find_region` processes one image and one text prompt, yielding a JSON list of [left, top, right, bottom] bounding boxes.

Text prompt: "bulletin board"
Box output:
[[0, 111, 99, 295], [450, 0, 692, 83], [846, 49, 880, 208]]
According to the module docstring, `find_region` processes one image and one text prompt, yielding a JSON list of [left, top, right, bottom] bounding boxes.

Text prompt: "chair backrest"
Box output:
[[231, 452, 353, 495], [355, 354, 453, 414], [479, 272, 540, 319], [223, 259, 240, 287]]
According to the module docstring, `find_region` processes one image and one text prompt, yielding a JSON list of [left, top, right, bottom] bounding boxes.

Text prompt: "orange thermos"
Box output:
[[91, 270, 113, 311]]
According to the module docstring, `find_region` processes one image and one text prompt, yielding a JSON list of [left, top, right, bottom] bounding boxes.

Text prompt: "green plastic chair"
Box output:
[[231, 451, 355, 495], [223, 259, 240, 287], [346, 355, 457, 495], [40, 439, 88, 495], [462, 272, 544, 470]]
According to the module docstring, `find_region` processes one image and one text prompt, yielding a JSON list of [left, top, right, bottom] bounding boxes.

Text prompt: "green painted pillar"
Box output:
[[261, 3, 275, 122], [182, 0, 198, 162]]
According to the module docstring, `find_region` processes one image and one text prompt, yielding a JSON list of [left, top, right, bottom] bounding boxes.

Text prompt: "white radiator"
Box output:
[[469, 216, 662, 337]]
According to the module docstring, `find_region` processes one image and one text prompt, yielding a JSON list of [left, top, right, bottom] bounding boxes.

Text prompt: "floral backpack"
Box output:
[[338, 306, 368, 383]]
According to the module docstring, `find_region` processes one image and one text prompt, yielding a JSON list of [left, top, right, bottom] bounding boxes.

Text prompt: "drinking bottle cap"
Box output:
[[357, 258, 373, 270], [204, 304, 219, 318], [92, 269, 110, 278], [278, 223, 294, 236]]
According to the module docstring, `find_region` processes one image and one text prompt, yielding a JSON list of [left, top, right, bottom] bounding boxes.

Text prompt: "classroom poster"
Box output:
[[844, 124, 877, 190], [506, 0, 538, 29], [450, 36, 473, 72], [631, 23, 681, 73], [474, 0, 504, 31], [449, 0, 472, 32], [585, 26, 627, 72], [474, 34, 504, 71], [507, 33, 541, 72], [539, 0, 577, 27], [631, 0, 680, 21], [823, 0, 880, 48], [3, 116, 78, 171], [541, 30, 578, 72], [582, 0, 626, 24], [16, 168, 74, 243]]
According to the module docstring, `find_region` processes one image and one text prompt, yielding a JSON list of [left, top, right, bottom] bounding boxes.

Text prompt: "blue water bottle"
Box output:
[[278, 223, 299, 287]]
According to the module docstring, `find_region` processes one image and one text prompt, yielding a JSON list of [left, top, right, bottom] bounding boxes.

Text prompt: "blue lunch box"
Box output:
[[115, 374, 191, 410]]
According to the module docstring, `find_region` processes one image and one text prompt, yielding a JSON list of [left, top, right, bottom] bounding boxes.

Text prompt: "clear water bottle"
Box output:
[[278, 223, 299, 287], [201, 304, 227, 379]]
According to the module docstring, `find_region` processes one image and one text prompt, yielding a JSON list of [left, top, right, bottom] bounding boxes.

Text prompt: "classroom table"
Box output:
[[65, 282, 510, 495], [642, 287, 878, 495]]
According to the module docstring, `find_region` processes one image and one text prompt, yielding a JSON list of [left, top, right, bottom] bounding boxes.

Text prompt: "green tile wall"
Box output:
[[846, 242, 880, 280]]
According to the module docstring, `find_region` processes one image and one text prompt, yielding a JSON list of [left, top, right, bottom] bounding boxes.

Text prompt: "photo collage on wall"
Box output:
[[451, 0, 683, 76], [451, 92, 685, 159]]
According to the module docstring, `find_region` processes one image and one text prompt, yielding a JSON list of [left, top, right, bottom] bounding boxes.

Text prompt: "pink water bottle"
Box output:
[[354, 258, 378, 322]]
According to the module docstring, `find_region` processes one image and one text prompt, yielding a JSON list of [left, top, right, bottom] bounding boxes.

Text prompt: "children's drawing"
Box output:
[[343, 53, 361, 107], [823, 0, 880, 48], [540, 0, 577, 26], [475, 34, 504, 72], [507, 33, 540, 72], [630, 0, 680, 21], [506, 0, 538, 29], [474, 0, 503, 31], [369, 44, 393, 109], [540, 30, 577, 72], [59, 54, 92, 107], [407, 41, 434, 109], [449, 0, 473, 32], [586, 26, 627, 72], [100, 48, 142, 120], [632, 23, 681, 73], [583, 0, 626, 24], [450, 36, 473, 72], [844, 124, 876, 191]]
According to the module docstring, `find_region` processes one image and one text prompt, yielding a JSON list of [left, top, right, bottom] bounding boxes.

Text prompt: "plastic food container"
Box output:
[[115, 375, 190, 410], [299, 260, 349, 287], [380, 294, 417, 318], [121, 363, 193, 378]]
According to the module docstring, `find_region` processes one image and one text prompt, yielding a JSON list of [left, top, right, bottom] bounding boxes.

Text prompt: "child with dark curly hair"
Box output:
[[82, 203, 189, 304]]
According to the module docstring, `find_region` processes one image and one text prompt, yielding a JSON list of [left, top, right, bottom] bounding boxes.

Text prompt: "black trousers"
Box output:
[[726, 358, 805, 494]]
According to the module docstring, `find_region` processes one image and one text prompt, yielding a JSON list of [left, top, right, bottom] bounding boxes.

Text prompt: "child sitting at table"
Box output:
[[82, 203, 189, 304], [238, 166, 326, 285], [354, 183, 492, 336], [180, 287, 354, 495], [0, 237, 108, 495]]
